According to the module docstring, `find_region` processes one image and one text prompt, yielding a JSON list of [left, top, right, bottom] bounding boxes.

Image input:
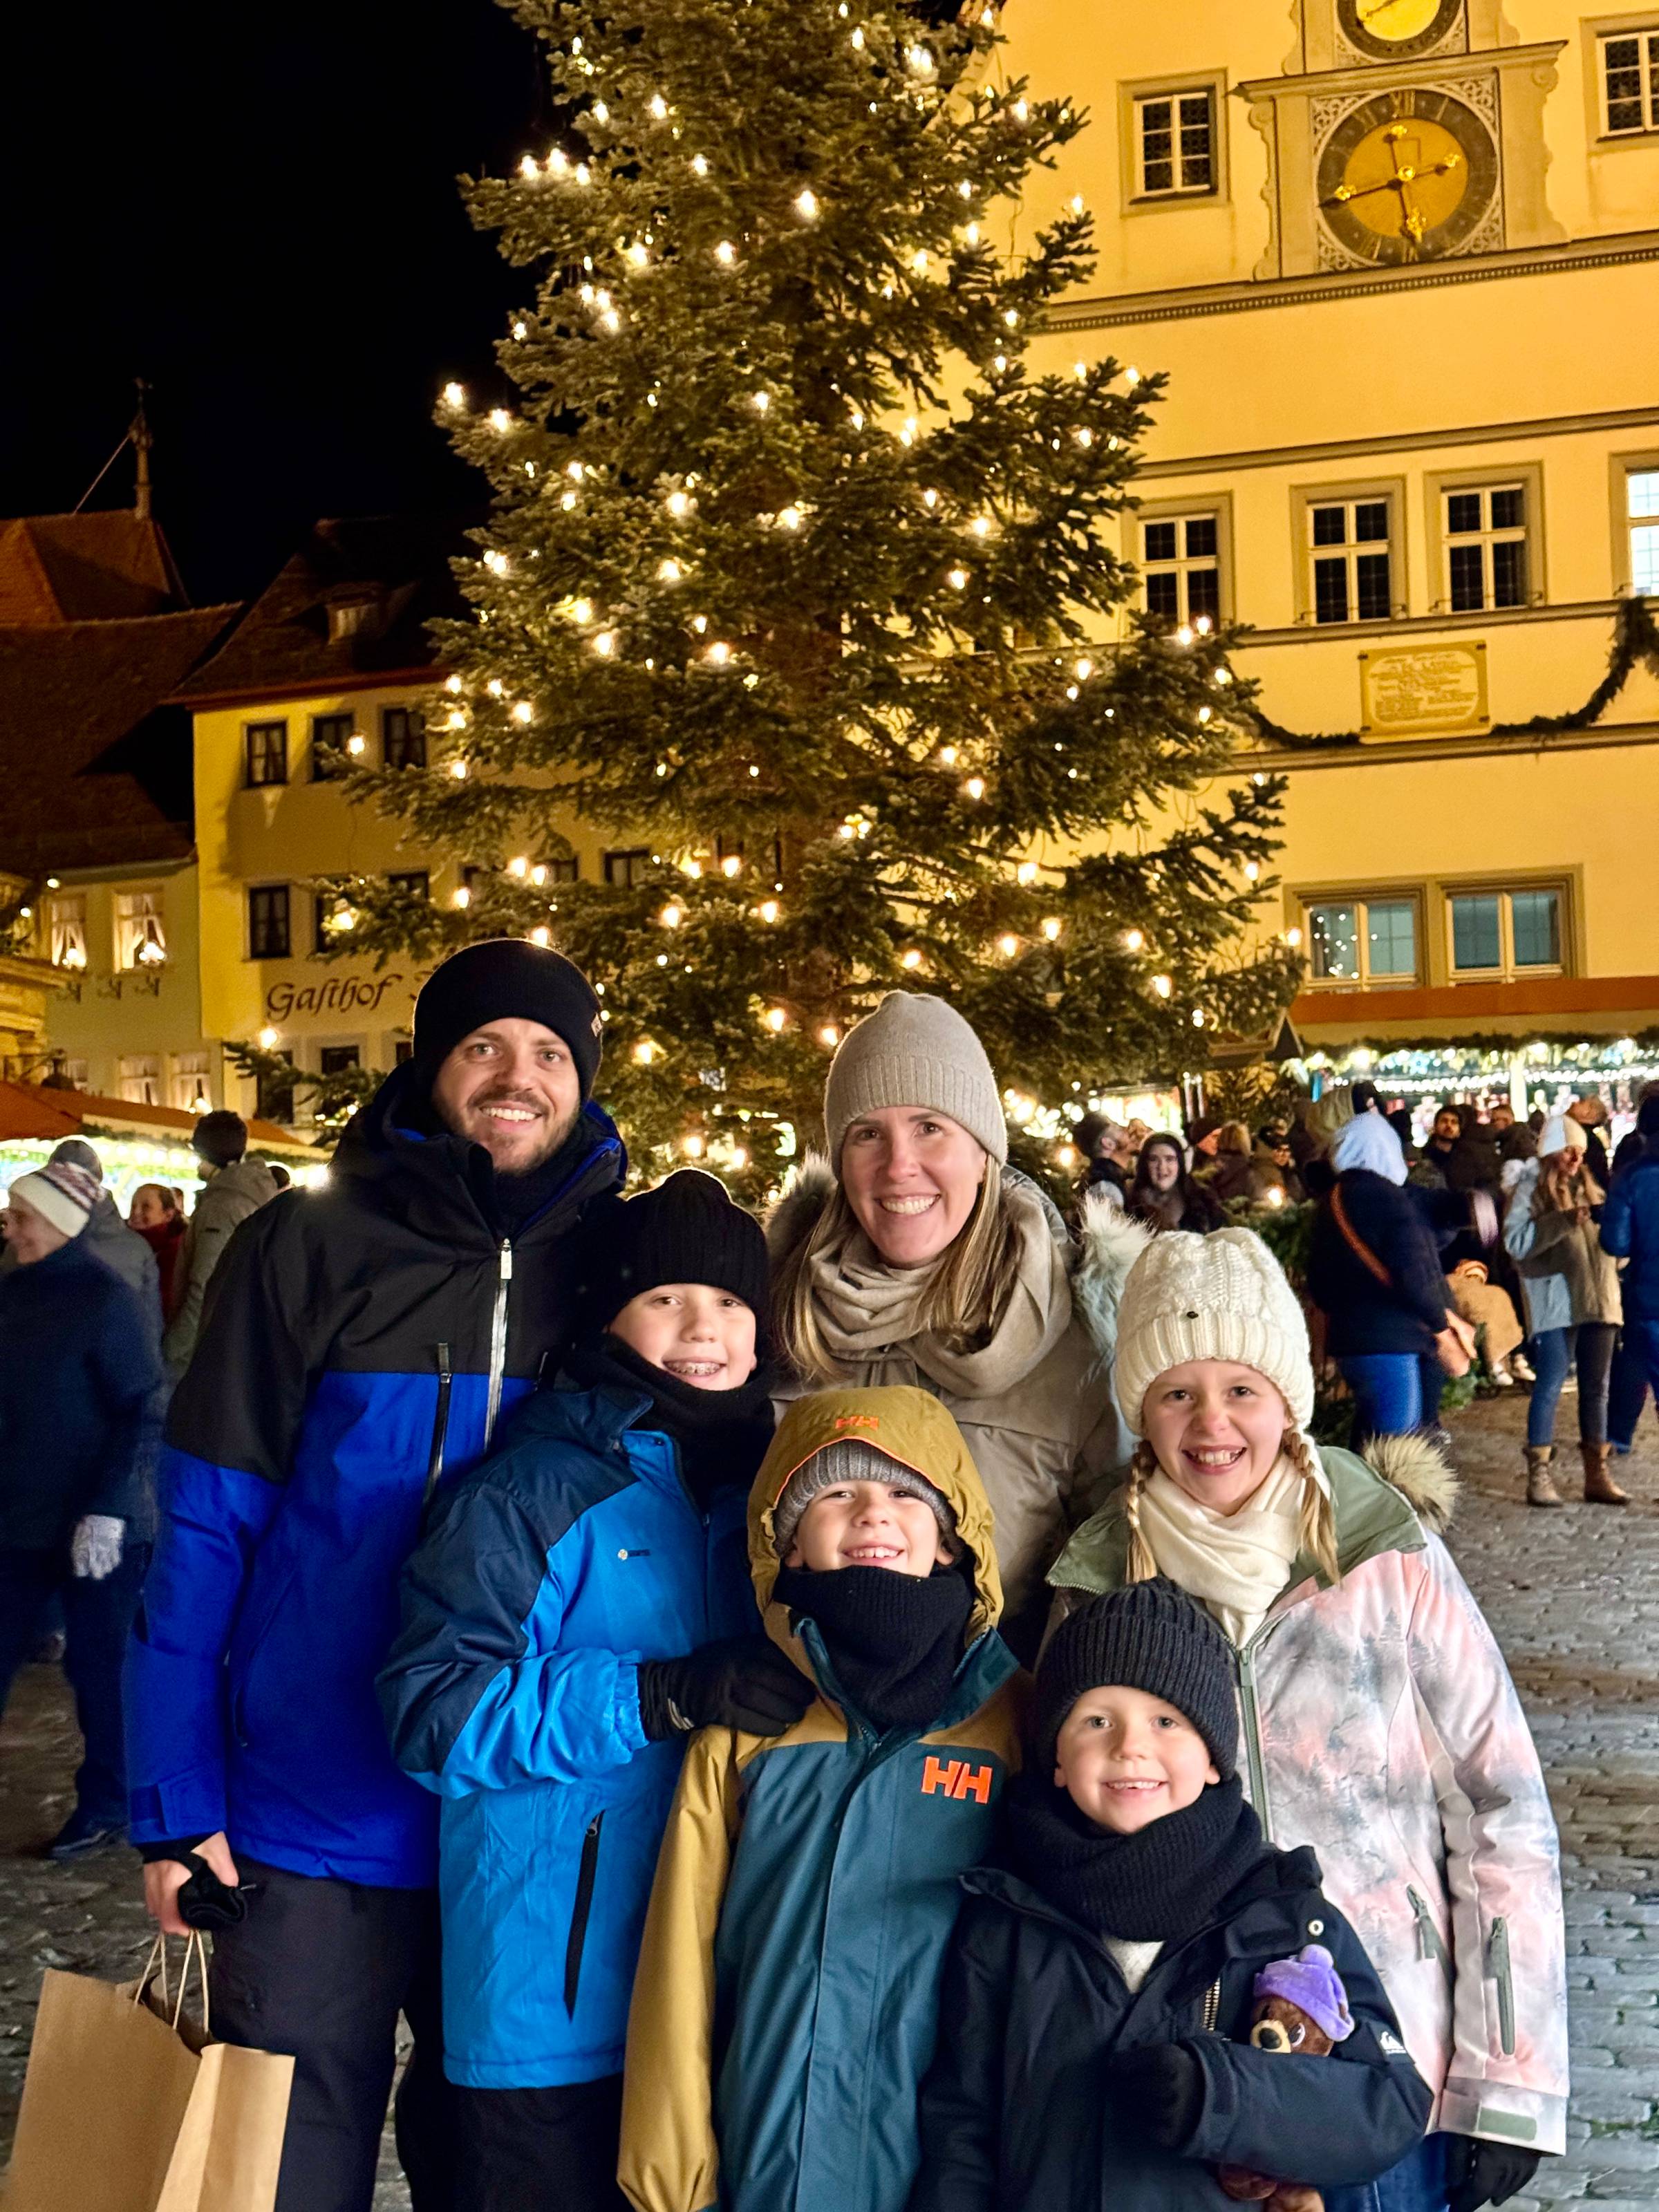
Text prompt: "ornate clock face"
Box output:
[[1317, 86, 1497, 265], [1338, 0, 1463, 61]]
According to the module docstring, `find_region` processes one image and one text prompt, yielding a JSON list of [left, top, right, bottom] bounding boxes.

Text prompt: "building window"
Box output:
[[603, 847, 651, 888], [310, 712, 357, 782], [1626, 467, 1659, 594], [382, 706, 427, 769], [256, 1051, 296, 1122], [118, 1054, 163, 1106], [1304, 896, 1419, 986], [249, 884, 292, 960], [1143, 512, 1221, 626], [115, 888, 167, 970], [547, 856, 580, 885], [1443, 485, 1528, 611], [388, 869, 430, 901], [48, 893, 88, 971], [245, 720, 289, 787], [1133, 88, 1217, 198], [1601, 29, 1659, 135], [171, 1052, 211, 1114], [1309, 497, 1395, 624], [1448, 887, 1564, 979], [319, 1044, 362, 1076]]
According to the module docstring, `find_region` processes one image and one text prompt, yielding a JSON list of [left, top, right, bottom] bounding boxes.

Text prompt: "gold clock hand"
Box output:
[[1320, 175, 1407, 207]]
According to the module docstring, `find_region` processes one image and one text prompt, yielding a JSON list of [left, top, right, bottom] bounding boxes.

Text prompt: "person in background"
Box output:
[[265, 1161, 293, 1192], [0, 1160, 161, 1858], [129, 1182, 188, 1322], [1443, 1261, 1526, 1387], [1128, 1134, 1226, 1236], [1188, 1116, 1222, 1163], [162, 1111, 280, 1378], [1074, 1112, 1133, 1209], [1418, 1105, 1463, 1188], [1198, 1122, 1255, 1206], [1504, 1114, 1624, 1508], [1600, 1091, 1659, 1477], [1249, 1123, 1302, 1205], [1567, 1095, 1612, 1189]]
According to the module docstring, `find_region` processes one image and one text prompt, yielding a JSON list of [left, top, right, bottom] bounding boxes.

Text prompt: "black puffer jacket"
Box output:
[[910, 1846, 1430, 2212], [1306, 1169, 1451, 1357]]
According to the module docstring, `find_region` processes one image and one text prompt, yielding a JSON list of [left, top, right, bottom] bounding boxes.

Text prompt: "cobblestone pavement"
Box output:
[[1, 1389, 1656, 2205]]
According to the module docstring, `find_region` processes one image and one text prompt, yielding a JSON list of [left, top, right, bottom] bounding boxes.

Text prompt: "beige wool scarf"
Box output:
[[1138, 1451, 1329, 1649]]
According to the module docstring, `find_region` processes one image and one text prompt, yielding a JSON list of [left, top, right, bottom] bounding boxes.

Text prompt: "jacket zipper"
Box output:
[[563, 1814, 604, 2017], [1489, 1915, 1516, 2055], [484, 1241, 513, 1450], [1234, 1633, 1275, 1838], [421, 1342, 453, 1518], [1407, 1885, 1452, 1976]]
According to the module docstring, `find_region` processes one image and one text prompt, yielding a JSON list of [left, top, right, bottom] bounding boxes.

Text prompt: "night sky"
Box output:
[[3, 1, 548, 606]]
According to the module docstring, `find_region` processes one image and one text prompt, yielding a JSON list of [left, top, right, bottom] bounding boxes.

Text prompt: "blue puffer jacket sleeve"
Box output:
[[379, 1468, 650, 1795]]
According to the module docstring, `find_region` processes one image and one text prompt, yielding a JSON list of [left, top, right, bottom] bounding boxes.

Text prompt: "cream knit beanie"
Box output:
[[823, 993, 1007, 1170], [1113, 1228, 1315, 1436]]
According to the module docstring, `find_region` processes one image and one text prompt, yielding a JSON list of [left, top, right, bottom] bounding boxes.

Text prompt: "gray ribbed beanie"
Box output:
[[823, 993, 1007, 1171], [773, 1437, 957, 1559]]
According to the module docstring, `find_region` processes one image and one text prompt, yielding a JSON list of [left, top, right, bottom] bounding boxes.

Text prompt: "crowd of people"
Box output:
[[10, 939, 1649, 2212]]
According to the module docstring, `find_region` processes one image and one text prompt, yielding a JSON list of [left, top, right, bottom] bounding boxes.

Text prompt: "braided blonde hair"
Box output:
[[1123, 1428, 1341, 1591]]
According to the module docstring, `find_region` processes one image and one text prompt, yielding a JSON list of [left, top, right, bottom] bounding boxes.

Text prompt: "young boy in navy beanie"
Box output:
[[380, 1170, 812, 2212], [910, 1581, 1430, 2212]]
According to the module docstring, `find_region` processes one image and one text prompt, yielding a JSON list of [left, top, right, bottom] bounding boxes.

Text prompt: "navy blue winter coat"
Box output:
[[1602, 1150, 1659, 1323], [0, 1237, 162, 1550], [378, 1382, 758, 2088], [124, 1062, 624, 1884], [910, 1844, 1430, 2212], [1306, 1170, 1451, 1358]]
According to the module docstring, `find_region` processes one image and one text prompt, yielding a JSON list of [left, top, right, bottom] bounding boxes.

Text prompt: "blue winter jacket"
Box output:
[[1601, 1150, 1659, 1323], [124, 1062, 624, 1885], [377, 1382, 759, 2088]]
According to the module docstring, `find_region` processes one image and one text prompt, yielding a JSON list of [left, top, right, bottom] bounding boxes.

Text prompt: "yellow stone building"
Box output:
[[1004, 0, 1659, 1114]]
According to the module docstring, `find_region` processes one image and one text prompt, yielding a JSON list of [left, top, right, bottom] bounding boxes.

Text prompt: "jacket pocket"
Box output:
[[420, 1343, 453, 1526], [1407, 1885, 1452, 1980], [563, 1813, 604, 2018], [229, 1564, 298, 1747], [1489, 1917, 1516, 2056]]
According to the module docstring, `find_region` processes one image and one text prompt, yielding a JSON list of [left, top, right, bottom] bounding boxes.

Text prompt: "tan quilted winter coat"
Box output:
[[767, 1164, 1135, 1644], [1047, 1438, 1568, 2157]]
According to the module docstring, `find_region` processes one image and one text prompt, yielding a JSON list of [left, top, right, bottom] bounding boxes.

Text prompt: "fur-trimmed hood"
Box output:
[[1361, 1430, 1458, 1537]]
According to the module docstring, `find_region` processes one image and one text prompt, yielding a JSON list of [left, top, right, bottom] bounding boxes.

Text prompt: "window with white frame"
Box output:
[[1142, 512, 1221, 626], [603, 847, 651, 888], [1304, 896, 1419, 986], [1627, 467, 1659, 594], [171, 1053, 211, 1114], [1133, 88, 1217, 198], [115, 888, 167, 969], [48, 893, 87, 971], [1308, 496, 1395, 624], [119, 1054, 163, 1106], [1442, 483, 1529, 611], [1601, 29, 1659, 135], [1448, 886, 1564, 979]]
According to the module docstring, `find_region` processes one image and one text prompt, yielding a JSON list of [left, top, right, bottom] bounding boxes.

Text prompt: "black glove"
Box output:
[[1106, 2042, 1206, 2150], [176, 1851, 252, 1932], [1445, 2139, 1543, 2212], [638, 1637, 816, 1740]]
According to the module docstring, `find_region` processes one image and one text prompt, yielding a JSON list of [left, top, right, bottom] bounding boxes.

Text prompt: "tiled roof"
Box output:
[[0, 512, 187, 626], [0, 605, 240, 876], [0, 1078, 310, 1156], [172, 515, 467, 704]]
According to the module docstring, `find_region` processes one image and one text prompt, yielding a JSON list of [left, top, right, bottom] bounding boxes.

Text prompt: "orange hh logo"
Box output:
[[920, 1756, 994, 1805], [833, 1414, 881, 1432]]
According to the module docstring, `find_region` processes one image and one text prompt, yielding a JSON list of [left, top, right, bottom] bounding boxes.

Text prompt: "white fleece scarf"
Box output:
[[1137, 1450, 1329, 1648]]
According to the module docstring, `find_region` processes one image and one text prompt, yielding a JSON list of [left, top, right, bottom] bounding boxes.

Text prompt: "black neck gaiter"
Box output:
[[1005, 1770, 1268, 1942], [772, 1562, 973, 1734], [561, 1333, 775, 1510]]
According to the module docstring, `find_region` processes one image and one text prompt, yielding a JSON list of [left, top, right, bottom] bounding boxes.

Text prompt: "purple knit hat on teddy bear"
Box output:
[[1253, 1944, 1354, 2043]]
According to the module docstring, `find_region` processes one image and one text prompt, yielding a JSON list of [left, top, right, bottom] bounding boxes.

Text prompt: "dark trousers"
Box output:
[[454, 2075, 628, 2212], [0, 1540, 149, 1824], [1526, 1322, 1618, 1447], [207, 1859, 460, 2212], [1610, 1318, 1659, 1450]]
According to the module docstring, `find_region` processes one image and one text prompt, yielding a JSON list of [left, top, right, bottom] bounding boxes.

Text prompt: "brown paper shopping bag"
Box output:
[[3, 1933, 293, 2212]]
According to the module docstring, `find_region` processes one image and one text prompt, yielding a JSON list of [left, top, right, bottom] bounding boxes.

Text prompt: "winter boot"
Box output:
[[1525, 1445, 1563, 1508], [1581, 1441, 1629, 1506]]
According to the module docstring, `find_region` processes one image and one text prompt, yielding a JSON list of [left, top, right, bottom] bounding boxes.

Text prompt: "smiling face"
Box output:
[[429, 1017, 583, 1173], [784, 1474, 951, 1577], [128, 1183, 176, 1230], [608, 1283, 758, 1391], [1053, 1683, 1219, 1835], [1, 1193, 71, 1266], [838, 1107, 988, 1268], [1141, 1360, 1289, 1515], [1142, 1139, 1182, 1193]]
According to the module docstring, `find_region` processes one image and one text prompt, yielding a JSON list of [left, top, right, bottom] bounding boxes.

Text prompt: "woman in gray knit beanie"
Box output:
[[769, 992, 1136, 1653]]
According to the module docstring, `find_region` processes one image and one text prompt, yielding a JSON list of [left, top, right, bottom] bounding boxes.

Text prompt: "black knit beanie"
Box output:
[[1036, 1580, 1238, 1781], [413, 939, 604, 1100], [572, 1170, 771, 1343]]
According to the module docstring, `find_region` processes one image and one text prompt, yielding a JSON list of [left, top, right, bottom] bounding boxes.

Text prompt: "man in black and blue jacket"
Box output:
[[126, 939, 626, 2212]]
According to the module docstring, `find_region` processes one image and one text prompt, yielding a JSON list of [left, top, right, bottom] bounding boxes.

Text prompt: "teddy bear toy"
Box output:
[[1217, 1944, 1355, 2212]]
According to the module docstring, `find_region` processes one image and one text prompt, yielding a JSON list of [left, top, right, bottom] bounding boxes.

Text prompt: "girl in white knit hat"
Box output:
[[1047, 1225, 1566, 2212]]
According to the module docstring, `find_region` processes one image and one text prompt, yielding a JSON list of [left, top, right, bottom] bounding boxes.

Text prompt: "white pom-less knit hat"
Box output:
[[1113, 1228, 1315, 1437], [823, 992, 1007, 1171]]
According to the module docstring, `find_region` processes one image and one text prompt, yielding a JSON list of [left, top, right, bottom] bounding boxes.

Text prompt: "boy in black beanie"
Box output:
[[379, 1170, 812, 2212], [910, 1581, 1430, 2212]]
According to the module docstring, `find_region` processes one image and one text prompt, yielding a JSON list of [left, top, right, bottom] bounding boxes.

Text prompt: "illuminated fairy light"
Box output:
[[258, 1027, 281, 1051], [529, 926, 552, 948], [900, 948, 923, 970], [997, 934, 1019, 958], [592, 630, 617, 657], [765, 1006, 787, 1033], [964, 775, 985, 800], [715, 240, 736, 265], [633, 1038, 658, 1065], [442, 382, 466, 408], [531, 865, 547, 886], [1016, 862, 1038, 885], [758, 900, 780, 924], [667, 490, 691, 518], [1042, 918, 1062, 941], [1123, 928, 1144, 952], [489, 408, 512, 431], [449, 759, 469, 779], [947, 568, 968, 590], [649, 93, 668, 119], [721, 855, 742, 878], [347, 733, 366, 756], [1151, 974, 1173, 999], [692, 153, 709, 176], [777, 505, 803, 531], [794, 188, 818, 219], [445, 675, 462, 693], [482, 550, 508, 576], [512, 702, 534, 724], [705, 641, 732, 665], [570, 598, 593, 624]]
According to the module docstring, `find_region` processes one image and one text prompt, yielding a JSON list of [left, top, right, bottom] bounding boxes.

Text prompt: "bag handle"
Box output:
[[134, 1931, 212, 2036], [1330, 1184, 1393, 1289]]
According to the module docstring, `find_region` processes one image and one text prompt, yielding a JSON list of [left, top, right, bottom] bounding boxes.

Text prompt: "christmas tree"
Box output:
[[331, 0, 1300, 1195]]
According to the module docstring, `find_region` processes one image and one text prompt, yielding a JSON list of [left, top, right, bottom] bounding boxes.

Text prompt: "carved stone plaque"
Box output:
[[1359, 641, 1488, 738]]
